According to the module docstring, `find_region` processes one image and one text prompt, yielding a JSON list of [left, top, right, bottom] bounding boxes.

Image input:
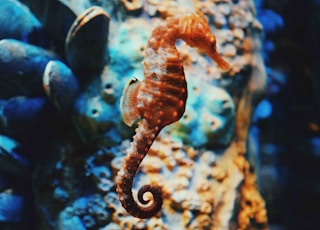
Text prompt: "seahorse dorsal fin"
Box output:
[[120, 77, 141, 127]]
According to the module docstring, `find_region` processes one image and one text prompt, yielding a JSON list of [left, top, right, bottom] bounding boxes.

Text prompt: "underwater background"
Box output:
[[0, 0, 319, 229]]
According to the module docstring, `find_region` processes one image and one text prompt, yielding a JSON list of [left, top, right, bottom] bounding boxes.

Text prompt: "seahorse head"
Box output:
[[180, 13, 231, 71], [180, 14, 214, 46], [200, 34, 231, 71]]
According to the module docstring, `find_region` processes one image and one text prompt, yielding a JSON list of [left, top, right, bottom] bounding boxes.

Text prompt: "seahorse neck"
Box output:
[[143, 18, 184, 79], [147, 18, 182, 50]]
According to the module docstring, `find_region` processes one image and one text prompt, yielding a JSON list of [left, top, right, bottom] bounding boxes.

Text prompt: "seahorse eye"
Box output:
[[211, 37, 216, 43]]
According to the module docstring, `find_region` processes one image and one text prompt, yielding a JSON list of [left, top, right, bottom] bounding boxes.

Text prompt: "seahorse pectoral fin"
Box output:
[[120, 77, 141, 127]]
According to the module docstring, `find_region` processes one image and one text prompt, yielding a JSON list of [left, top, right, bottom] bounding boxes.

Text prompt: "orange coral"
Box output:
[[234, 155, 268, 229]]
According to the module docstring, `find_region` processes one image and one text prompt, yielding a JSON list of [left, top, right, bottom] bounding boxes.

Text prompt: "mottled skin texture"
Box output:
[[116, 13, 230, 219]]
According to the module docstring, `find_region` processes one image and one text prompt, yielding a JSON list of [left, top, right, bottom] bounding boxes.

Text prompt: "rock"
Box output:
[[0, 0, 42, 42], [0, 39, 58, 98], [65, 6, 110, 76], [43, 60, 79, 112], [0, 96, 47, 136]]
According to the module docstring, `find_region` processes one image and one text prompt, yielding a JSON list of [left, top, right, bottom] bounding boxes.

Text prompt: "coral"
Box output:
[[121, 0, 143, 12], [237, 164, 268, 229], [85, 150, 115, 194], [119, 0, 193, 17], [58, 194, 110, 230]]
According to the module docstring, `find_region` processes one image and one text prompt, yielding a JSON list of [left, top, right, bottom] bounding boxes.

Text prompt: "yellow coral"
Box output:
[[235, 155, 268, 229]]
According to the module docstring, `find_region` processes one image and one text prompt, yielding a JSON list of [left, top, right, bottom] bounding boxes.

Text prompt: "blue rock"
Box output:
[[43, 60, 80, 112], [258, 9, 284, 33], [253, 99, 272, 121], [20, 0, 77, 43], [310, 137, 320, 157], [0, 0, 42, 42], [0, 147, 29, 174], [0, 192, 27, 222], [58, 207, 86, 230], [82, 215, 96, 228], [254, 0, 264, 10], [0, 135, 29, 176], [53, 186, 69, 202], [0, 39, 59, 98], [0, 96, 47, 136], [73, 89, 121, 143], [73, 197, 88, 216], [65, 6, 110, 75]]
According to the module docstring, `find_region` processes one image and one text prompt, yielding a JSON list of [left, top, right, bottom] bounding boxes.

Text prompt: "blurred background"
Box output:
[[253, 0, 320, 229]]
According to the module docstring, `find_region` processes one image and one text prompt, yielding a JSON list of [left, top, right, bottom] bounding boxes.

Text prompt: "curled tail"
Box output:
[[115, 119, 163, 219]]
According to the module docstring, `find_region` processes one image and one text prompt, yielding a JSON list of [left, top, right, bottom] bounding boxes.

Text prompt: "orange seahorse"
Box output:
[[116, 13, 230, 219]]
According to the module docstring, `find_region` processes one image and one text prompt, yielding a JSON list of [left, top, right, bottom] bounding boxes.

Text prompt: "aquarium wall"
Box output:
[[0, 0, 319, 229]]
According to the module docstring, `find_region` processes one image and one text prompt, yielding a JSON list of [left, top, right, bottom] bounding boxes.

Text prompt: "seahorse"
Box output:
[[116, 13, 230, 219]]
